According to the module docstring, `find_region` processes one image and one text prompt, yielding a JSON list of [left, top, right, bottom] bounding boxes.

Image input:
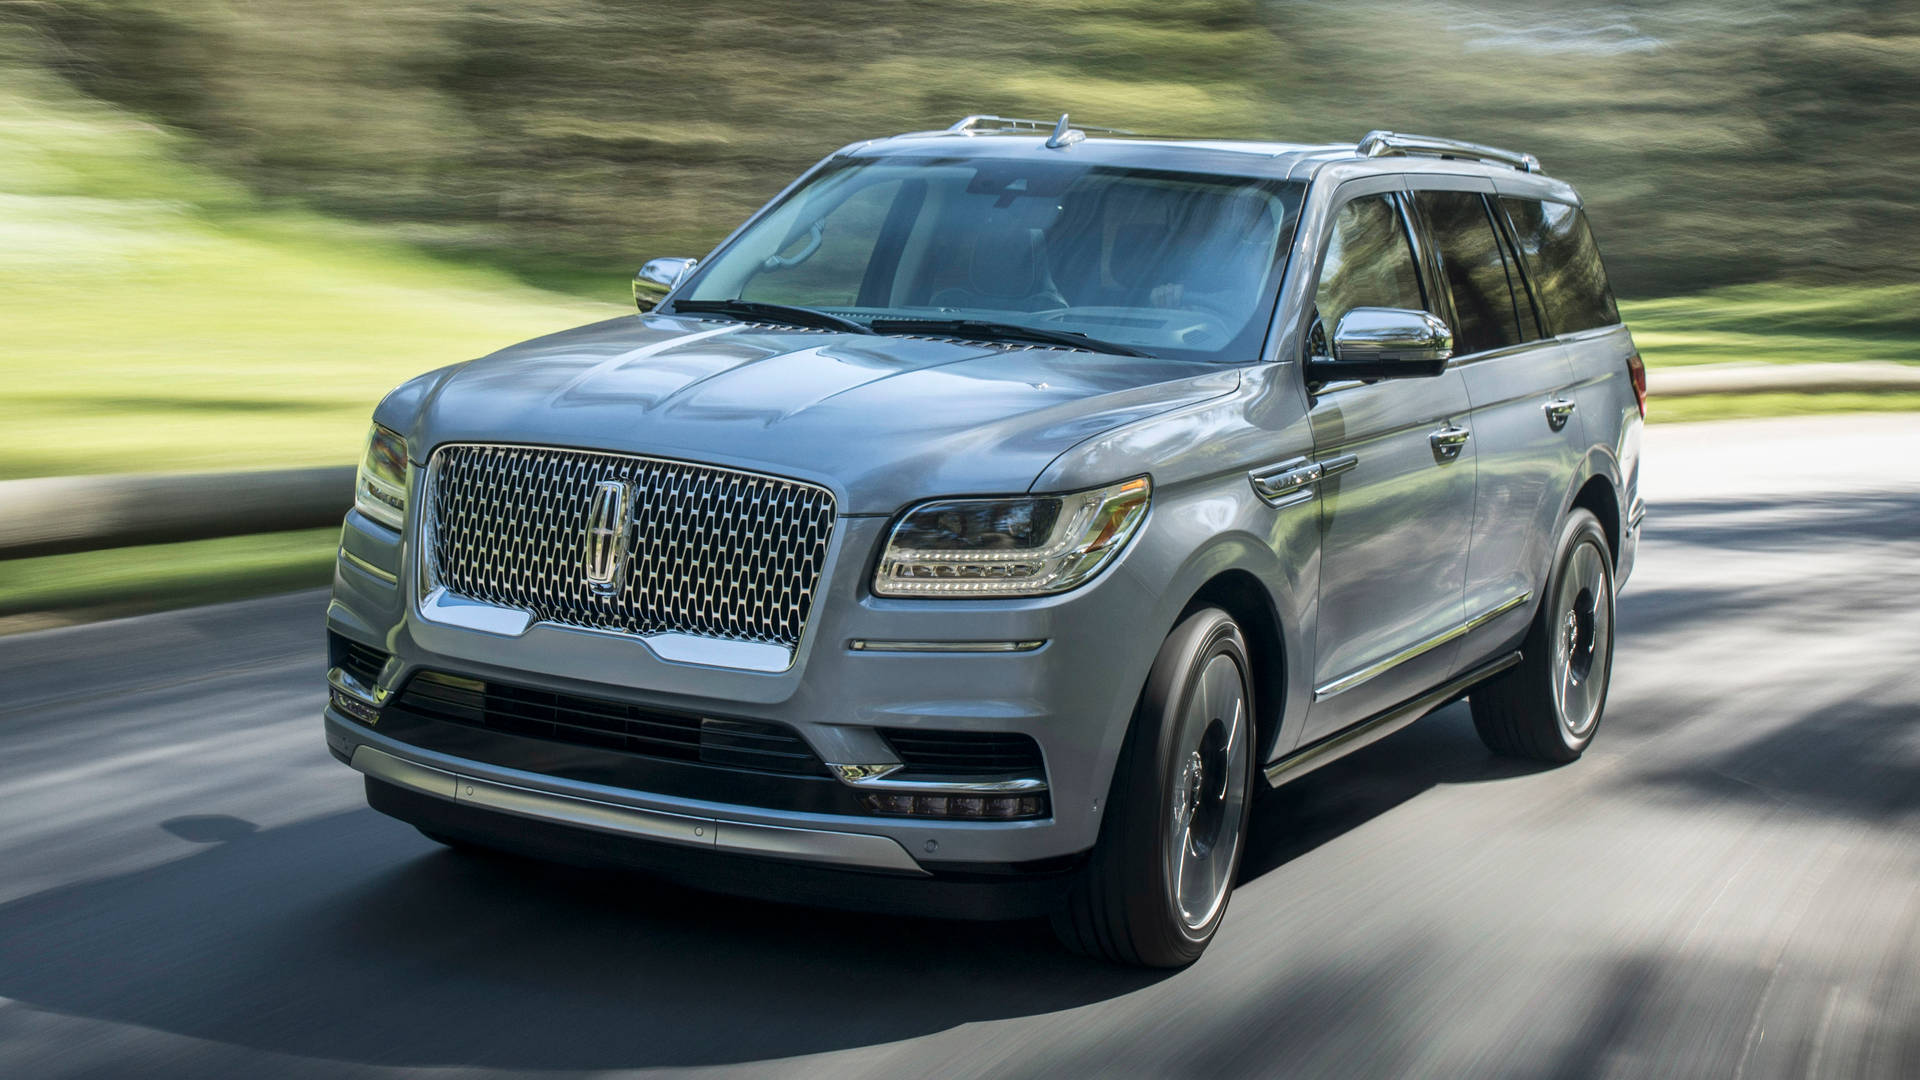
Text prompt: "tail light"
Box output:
[[1625, 351, 1647, 418]]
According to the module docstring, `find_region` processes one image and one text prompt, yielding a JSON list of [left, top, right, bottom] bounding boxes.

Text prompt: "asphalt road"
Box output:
[[1, 413, 1915, 1079]]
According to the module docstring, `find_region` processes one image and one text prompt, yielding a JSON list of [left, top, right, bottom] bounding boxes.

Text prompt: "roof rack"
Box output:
[[947, 114, 1138, 139], [1356, 130, 1541, 174]]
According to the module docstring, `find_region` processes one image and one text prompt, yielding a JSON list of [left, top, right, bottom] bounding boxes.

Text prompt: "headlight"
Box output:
[[354, 424, 409, 530], [873, 477, 1150, 597]]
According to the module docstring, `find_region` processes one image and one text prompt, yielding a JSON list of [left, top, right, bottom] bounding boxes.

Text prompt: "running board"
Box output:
[[1264, 651, 1522, 787]]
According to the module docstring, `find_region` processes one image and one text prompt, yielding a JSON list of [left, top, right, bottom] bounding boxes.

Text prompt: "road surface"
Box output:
[[1, 413, 1915, 1078]]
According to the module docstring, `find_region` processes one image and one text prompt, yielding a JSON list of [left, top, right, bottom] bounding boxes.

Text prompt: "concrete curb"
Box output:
[[0, 465, 354, 560]]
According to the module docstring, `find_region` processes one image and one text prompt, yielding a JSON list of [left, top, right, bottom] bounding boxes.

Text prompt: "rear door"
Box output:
[[1299, 182, 1477, 742], [1409, 186, 1586, 667]]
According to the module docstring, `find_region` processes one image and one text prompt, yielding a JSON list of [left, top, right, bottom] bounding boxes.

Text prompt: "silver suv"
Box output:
[[324, 117, 1645, 967]]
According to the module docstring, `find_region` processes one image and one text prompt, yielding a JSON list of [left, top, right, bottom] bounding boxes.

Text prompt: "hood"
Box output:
[[407, 313, 1240, 514]]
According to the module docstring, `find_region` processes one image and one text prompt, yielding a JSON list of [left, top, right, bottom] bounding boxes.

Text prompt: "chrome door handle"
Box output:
[[1249, 454, 1357, 507], [1544, 398, 1577, 432], [1429, 425, 1471, 463]]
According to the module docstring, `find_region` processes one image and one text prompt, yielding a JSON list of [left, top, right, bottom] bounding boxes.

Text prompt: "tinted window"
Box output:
[[1310, 194, 1425, 356], [680, 155, 1304, 363], [1414, 190, 1526, 355], [1500, 198, 1620, 334], [739, 178, 904, 307]]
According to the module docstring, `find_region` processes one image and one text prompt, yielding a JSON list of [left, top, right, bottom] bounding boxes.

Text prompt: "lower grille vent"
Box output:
[[392, 671, 826, 778], [879, 729, 1046, 779], [328, 632, 388, 688]]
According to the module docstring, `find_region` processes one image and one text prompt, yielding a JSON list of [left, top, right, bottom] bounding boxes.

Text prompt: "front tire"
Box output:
[[1471, 509, 1615, 762], [1054, 608, 1256, 967]]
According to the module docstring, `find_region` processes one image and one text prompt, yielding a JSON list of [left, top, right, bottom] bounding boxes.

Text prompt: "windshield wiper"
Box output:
[[867, 318, 1147, 358], [671, 298, 873, 335]]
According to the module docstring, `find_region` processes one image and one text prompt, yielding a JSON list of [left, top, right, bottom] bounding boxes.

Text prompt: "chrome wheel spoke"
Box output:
[[1552, 540, 1611, 736], [1167, 652, 1250, 931]]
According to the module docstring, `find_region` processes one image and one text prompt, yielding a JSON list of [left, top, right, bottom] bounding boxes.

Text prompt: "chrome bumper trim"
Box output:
[[825, 761, 1048, 794], [347, 743, 927, 875], [338, 547, 398, 585], [848, 639, 1047, 654], [416, 586, 795, 672], [327, 665, 390, 706]]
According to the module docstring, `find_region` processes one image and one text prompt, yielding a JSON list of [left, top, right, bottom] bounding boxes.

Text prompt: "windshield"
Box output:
[[674, 155, 1305, 363]]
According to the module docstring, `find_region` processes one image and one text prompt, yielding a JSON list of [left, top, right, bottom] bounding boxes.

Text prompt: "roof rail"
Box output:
[[1356, 130, 1541, 174], [947, 114, 1138, 138]]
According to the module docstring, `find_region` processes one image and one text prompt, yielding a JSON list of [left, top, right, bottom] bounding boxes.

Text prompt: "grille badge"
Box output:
[[583, 479, 632, 594]]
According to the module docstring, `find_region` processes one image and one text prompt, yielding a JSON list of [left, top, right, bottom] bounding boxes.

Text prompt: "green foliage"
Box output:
[[13, 1, 1918, 297]]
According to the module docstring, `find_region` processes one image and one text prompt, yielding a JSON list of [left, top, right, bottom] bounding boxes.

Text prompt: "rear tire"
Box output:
[[1471, 509, 1615, 762], [1053, 608, 1256, 968]]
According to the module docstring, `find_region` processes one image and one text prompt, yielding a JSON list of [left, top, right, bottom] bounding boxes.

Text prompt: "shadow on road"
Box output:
[[1, 483, 1914, 1072], [0, 713, 1526, 1071]]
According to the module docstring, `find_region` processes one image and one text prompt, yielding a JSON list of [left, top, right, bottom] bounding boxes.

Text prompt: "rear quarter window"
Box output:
[[1500, 198, 1620, 334]]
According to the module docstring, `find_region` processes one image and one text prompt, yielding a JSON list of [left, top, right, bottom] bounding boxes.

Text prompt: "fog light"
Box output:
[[331, 689, 381, 725], [863, 792, 1047, 819]]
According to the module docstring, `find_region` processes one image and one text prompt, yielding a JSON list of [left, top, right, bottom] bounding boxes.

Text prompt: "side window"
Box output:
[[739, 179, 904, 307], [1414, 190, 1526, 355], [1311, 194, 1426, 356], [1500, 197, 1620, 334]]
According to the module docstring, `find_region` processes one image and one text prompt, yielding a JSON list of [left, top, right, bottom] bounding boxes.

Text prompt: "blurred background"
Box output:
[[2, 0, 1917, 628]]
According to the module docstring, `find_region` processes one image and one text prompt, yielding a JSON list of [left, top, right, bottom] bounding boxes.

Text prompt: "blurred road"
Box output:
[[1, 413, 1915, 1079]]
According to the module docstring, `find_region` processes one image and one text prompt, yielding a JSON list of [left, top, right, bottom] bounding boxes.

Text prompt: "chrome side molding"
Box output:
[[1271, 651, 1524, 786], [1314, 591, 1531, 700]]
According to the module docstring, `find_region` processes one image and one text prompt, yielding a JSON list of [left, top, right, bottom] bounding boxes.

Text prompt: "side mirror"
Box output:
[[633, 257, 698, 312], [1306, 307, 1453, 381]]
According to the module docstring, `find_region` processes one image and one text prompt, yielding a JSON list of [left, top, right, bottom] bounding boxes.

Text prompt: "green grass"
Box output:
[[1621, 283, 1920, 368], [0, 528, 338, 623], [1650, 390, 1920, 423], [0, 65, 623, 481]]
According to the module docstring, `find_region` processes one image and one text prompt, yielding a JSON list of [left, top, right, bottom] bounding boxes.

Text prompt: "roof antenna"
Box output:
[[1045, 113, 1084, 150]]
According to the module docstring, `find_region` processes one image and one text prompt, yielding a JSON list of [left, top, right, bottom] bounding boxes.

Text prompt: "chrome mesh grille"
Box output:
[[427, 444, 836, 648]]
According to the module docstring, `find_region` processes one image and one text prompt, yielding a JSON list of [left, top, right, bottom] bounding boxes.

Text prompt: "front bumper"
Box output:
[[326, 500, 1166, 877], [326, 711, 923, 873]]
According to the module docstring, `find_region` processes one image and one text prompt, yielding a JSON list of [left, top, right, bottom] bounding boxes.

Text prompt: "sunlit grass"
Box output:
[[0, 70, 622, 480], [0, 528, 338, 622], [1621, 283, 1920, 368], [1650, 390, 1920, 423]]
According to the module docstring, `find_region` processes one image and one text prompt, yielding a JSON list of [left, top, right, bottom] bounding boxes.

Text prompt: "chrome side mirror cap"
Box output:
[[633, 257, 698, 312], [1308, 307, 1454, 381]]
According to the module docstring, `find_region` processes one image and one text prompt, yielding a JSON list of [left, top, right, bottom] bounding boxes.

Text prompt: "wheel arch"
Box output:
[[1570, 474, 1621, 563], [1178, 569, 1290, 764], [1133, 522, 1310, 769]]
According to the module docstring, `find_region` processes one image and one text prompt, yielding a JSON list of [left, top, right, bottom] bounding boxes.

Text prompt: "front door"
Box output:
[[1301, 188, 1478, 741]]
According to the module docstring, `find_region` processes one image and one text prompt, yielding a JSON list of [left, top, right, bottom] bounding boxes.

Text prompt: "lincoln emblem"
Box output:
[[582, 479, 631, 594]]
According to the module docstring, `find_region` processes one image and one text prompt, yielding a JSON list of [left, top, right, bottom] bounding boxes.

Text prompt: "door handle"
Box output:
[[1544, 397, 1577, 432], [1428, 425, 1471, 463], [1249, 454, 1358, 507]]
